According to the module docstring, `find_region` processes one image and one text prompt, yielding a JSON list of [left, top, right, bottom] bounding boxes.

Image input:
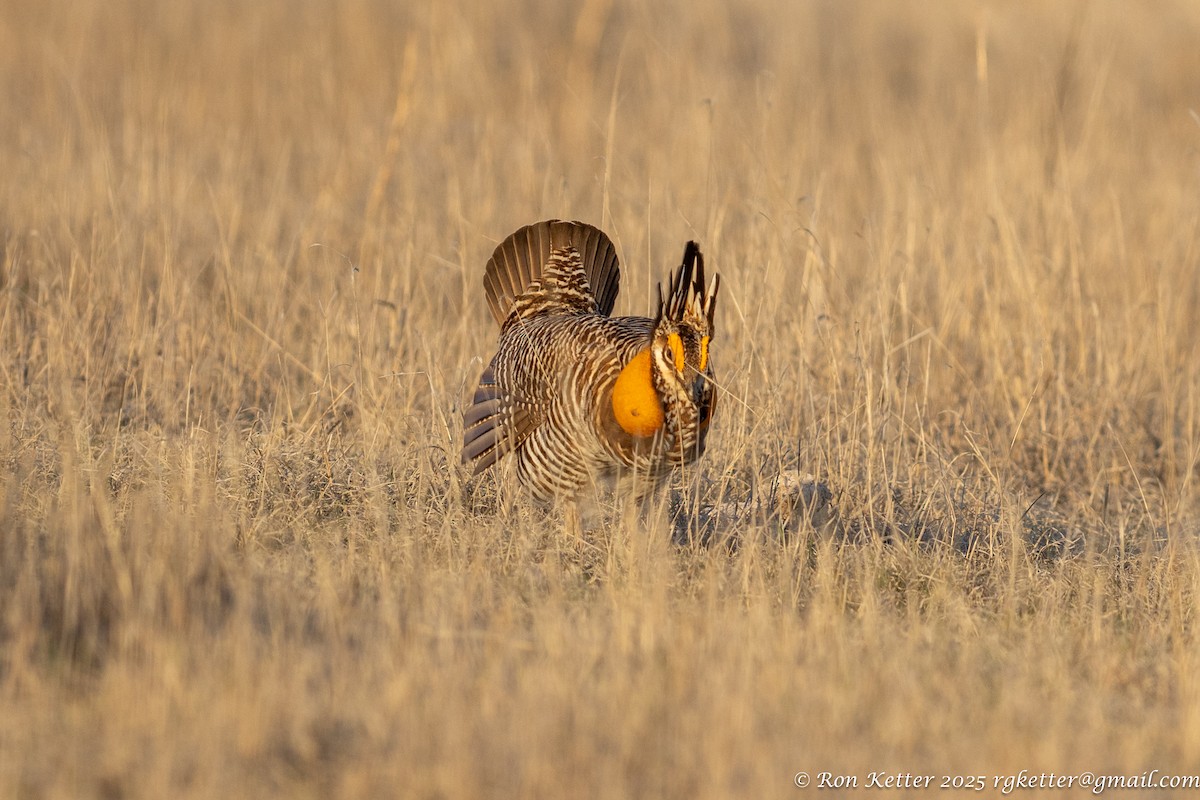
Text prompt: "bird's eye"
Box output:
[[666, 333, 685, 372]]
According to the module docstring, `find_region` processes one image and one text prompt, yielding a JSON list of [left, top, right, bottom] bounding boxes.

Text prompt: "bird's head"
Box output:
[[611, 241, 720, 460]]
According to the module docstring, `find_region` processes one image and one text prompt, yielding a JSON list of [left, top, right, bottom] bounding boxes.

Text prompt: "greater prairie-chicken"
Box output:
[[461, 219, 720, 503]]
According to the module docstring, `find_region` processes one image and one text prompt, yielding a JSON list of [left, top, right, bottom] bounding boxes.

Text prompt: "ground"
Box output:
[[2, 1, 1200, 797]]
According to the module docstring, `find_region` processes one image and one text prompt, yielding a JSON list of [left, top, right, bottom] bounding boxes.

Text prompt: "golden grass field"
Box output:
[[3, 0, 1200, 796]]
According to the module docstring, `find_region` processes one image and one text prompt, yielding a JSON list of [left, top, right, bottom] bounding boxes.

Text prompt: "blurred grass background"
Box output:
[[3, 0, 1200, 797]]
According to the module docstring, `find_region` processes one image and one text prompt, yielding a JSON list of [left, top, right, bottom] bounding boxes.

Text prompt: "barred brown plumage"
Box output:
[[462, 219, 720, 504]]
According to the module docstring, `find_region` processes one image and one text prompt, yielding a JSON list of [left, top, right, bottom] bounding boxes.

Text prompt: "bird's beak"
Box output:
[[691, 376, 708, 410]]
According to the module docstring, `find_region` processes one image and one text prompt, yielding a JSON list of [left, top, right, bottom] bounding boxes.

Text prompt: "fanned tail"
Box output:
[[483, 219, 621, 327]]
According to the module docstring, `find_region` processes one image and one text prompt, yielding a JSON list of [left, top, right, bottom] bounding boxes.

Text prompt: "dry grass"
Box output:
[[3, 0, 1200, 797]]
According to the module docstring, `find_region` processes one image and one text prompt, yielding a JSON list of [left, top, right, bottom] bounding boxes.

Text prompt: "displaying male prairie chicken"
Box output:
[[461, 219, 720, 503]]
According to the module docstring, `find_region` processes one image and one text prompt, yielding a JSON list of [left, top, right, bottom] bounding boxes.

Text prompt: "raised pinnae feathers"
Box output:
[[657, 240, 718, 331]]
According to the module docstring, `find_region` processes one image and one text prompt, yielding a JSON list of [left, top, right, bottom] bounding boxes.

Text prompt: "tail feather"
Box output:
[[483, 220, 621, 327]]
